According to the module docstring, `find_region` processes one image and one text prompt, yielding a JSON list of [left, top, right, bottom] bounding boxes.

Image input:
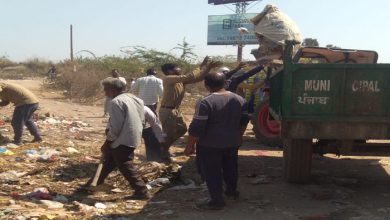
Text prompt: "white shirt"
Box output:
[[106, 93, 144, 148], [144, 106, 165, 143], [118, 77, 127, 85], [131, 75, 163, 105]]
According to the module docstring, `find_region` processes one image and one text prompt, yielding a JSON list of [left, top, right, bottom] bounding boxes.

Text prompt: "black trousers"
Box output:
[[97, 145, 147, 193], [198, 146, 239, 205], [142, 127, 161, 162]]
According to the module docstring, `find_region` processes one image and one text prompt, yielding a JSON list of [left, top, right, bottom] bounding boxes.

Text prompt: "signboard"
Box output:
[[208, 0, 256, 5], [207, 13, 258, 45]]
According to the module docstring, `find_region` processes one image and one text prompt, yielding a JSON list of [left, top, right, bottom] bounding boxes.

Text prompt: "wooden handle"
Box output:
[[90, 163, 103, 187]]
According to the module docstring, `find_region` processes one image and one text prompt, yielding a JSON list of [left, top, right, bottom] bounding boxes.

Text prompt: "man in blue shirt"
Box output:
[[185, 72, 249, 210]]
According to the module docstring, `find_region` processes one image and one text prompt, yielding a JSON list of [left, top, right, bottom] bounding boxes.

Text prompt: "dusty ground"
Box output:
[[0, 79, 389, 220]]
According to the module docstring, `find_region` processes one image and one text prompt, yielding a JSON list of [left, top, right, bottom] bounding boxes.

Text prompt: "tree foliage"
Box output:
[[302, 38, 319, 47], [122, 46, 196, 73], [172, 38, 197, 62]]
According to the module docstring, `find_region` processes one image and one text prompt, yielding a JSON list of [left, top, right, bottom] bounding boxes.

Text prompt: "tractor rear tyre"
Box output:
[[252, 99, 282, 147], [283, 139, 313, 183]]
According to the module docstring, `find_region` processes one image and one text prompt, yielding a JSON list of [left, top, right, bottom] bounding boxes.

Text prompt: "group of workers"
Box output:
[[96, 56, 267, 209], [0, 56, 268, 210]]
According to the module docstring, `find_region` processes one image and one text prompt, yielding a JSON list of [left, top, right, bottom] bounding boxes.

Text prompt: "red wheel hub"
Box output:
[[257, 103, 281, 138]]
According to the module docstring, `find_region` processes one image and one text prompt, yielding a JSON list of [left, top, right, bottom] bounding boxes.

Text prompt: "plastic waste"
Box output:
[[0, 147, 15, 156], [40, 200, 64, 209], [35, 147, 61, 161], [6, 143, 19, 149], [94, 202, 107, 209], [26, 187, 52, 200], [45, 118, 61, 125], [0, 171, 27, 183], [147, 178, 170, 187], [73, 201, 98, 215], [66, 147, 79, 154], [25, 149, 38, 156]]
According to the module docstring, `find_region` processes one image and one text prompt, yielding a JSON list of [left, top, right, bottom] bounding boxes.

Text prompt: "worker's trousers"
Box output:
[[11, 103, 41, 144], [97, 145, 147, 193], [198, 146, 239, 206]]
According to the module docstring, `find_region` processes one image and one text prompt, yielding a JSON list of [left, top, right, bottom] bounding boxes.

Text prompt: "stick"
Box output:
[[90, 156, 104, 187]]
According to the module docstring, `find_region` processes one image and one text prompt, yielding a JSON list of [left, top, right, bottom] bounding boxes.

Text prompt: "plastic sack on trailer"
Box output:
[[250, 5, 302, 61]]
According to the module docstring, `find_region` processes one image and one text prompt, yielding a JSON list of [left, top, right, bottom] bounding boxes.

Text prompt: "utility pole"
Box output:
[[70, 24, 74, 62], [235, 1, 248, 62]]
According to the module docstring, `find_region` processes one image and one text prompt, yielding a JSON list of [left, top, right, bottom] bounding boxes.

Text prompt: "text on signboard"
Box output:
[[351, 80, 380, 92], [304, 80, 330, 92], [298, 93, 330, 105]]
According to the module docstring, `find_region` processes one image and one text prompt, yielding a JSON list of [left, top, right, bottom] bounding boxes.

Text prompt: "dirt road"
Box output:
[[0, 79, 389, 220]]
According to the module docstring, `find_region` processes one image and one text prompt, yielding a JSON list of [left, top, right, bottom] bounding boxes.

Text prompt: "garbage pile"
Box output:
[[0, 110, 195, 219], [0, 137, 183, 219], [37, 116, 93, 134]]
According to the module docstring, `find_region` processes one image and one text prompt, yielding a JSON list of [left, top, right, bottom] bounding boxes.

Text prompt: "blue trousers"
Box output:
[[11, 103, 41, 143], [198, 146, 239, 206]]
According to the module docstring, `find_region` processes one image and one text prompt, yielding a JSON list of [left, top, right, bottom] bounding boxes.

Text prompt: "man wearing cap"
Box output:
[[92, 77, 149, 199], [159, 57, 221, 162], [103, 69, 128, 117], [0, 82, 42, 145]]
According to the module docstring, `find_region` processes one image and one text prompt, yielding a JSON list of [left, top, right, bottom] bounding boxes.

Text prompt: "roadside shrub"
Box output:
[[0, 56, 16, 69], [0, 66, 28, 79], [52, 60, 106, 103], [5, 45, 239, 103], [23, 58, 51, 75]]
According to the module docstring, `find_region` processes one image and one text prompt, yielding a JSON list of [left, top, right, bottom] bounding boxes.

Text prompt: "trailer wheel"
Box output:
[[283, 139, 313, 183], [252, 99, 282, 147]]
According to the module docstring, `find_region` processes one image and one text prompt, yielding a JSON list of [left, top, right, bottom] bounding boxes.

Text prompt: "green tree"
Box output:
[[123, 46, 178, 67], [302, 38, 319, 47], [173, 38, 197, 62], [121, 46, 196, 73]]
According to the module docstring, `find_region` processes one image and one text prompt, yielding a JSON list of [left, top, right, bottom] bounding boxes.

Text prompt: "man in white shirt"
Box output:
[[131, 68, 163, 114], [143, 106, 165, 162]]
